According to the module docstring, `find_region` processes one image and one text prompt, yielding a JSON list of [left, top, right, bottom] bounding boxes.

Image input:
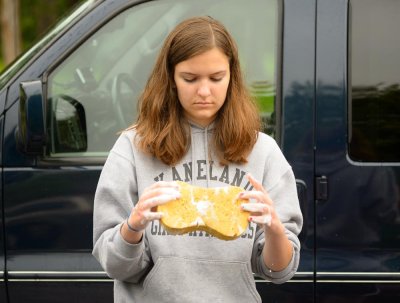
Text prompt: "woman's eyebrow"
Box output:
[[179, 71, 227, 76], [179, 72, 197, 77], [210, 71, 227, 76]]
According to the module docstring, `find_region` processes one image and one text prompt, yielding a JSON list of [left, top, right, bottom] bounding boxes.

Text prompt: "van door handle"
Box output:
[[315, 175, 328, 201]]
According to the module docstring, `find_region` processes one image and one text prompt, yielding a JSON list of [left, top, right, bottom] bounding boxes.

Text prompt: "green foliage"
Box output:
[[20, 0, 85, 50], [0, 0, 85, 69], [250, 81, 275, 114]]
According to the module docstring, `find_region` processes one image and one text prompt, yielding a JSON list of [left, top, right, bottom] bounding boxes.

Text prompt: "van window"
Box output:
[[349, 0, 400, 162], [46, 0, 279, 159]]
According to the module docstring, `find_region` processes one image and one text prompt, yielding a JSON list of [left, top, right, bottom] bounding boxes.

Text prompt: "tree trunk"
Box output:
[[1, 0, 21, 65]]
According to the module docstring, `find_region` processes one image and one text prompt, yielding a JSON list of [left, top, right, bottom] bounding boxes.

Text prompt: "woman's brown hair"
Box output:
[[132, 16, 261, 166]]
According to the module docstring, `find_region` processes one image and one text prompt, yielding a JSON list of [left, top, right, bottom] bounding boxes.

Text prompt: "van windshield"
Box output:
[[0, 0, 98, 89]]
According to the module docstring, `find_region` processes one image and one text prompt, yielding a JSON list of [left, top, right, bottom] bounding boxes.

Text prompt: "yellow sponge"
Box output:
[[158, 181, 249, 240]]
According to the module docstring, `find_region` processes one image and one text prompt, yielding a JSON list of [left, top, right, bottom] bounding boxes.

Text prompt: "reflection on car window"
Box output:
[[0, 0, 97, 89], [47, 0, 279, 158], [349, 0, 400, 162]]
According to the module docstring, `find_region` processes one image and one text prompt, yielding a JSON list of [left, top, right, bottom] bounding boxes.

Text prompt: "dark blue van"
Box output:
[[0, 0, 399, 302]]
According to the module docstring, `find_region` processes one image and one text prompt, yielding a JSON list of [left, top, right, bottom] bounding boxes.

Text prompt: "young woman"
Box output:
[[93, 16, 302, 302]]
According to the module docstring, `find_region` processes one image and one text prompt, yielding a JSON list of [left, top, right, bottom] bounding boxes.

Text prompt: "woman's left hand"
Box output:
[[240, 174, 293, 271], [239, 174, 280, 231]]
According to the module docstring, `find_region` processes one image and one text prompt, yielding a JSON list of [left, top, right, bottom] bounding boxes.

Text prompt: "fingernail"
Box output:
[[241, 203, 250, 211]]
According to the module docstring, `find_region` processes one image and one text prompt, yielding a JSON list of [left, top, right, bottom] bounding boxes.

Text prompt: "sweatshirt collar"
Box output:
[[188, 120, 216, 132]]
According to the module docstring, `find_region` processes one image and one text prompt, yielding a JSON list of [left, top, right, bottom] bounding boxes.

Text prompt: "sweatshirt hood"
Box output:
[[187, 120, 215, 187]]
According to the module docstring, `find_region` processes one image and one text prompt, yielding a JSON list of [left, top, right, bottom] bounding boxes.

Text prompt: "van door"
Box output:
[[276, 0, 316, 302], [315, 0, 400, 301]]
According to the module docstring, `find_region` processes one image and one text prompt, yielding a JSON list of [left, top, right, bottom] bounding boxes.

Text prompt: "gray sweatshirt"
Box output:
[[92, 123, 303, 303]]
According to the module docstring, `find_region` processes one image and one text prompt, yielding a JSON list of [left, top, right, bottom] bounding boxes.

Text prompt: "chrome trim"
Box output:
[[9, 270, 313, 277], [318, 272, 400, 276], [8, 271, 106, 275], [316, 272, 400, 283], [8, 279, 113, 283], [7, 271, 400, 284], [7, 271, 315, 283], [318, 280, 400, 284], [7, 270, 109, 281], [255, 279, 314, 283], [15, 279, 400, 284]]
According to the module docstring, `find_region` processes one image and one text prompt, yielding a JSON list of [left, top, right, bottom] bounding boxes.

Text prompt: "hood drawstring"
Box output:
[[204, 125, 210, 188], [191, 126, 196, 185]]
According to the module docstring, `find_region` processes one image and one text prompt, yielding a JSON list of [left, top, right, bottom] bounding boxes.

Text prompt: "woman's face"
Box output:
[[174, 47, 230, 127]]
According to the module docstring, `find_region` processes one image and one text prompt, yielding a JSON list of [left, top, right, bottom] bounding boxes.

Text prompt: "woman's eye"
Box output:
[[211, 78, 223, 82], [183, 78, 196, 83]]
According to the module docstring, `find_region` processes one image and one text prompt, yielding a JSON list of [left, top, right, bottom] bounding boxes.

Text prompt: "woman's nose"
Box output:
[[197, 82, 211, 97]]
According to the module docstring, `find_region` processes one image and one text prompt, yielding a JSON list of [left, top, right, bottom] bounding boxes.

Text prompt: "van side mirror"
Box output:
[[50, 94, 87, 153], [17, 80, 88, 156], [17, 80, 46, 155]]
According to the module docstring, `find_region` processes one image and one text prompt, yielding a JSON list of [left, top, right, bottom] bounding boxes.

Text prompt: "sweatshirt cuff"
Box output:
[[113, 223, 145, 259], [259, 245, 299, 284]]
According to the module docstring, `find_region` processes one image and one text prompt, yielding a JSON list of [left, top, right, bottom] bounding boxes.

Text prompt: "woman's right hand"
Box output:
[[121, 181, 181, 243]]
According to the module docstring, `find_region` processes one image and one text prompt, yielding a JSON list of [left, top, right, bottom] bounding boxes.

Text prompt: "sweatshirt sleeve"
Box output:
[[251, 139, 303, 284], [92, 134, 152, 283]]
